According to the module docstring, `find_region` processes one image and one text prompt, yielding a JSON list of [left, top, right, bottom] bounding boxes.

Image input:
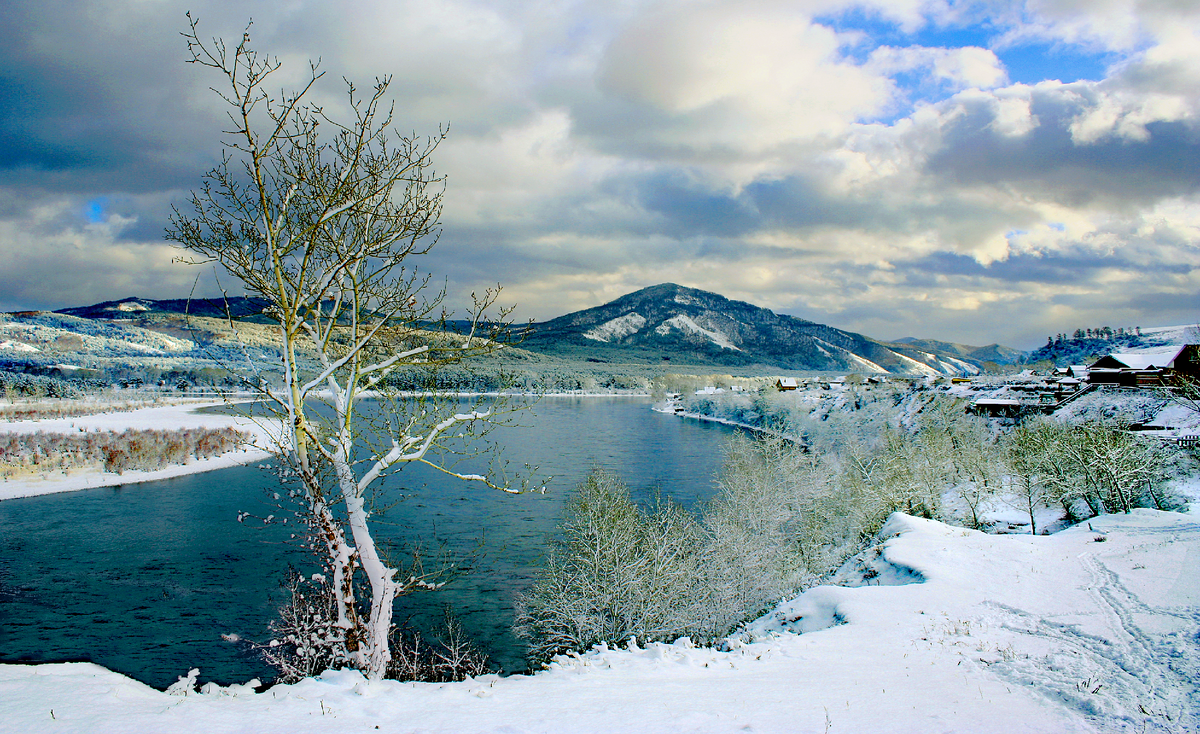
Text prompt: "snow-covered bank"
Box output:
[[654, 401, 771, 434], [3, 509, 1196, 733], [0, 401, 279, 501]]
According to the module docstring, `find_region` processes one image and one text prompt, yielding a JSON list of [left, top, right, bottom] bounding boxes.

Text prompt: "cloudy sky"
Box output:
[[1, 0, 1198, 348]]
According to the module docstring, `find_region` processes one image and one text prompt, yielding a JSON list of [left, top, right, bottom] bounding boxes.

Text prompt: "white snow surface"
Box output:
[[1138, 325, 1196, 342], [655, 314, 741, 351], [582, 312, 646, 342], [0, 400, 278, 501], [0, 339, 39, 352], [3, 510, 1197, 733]]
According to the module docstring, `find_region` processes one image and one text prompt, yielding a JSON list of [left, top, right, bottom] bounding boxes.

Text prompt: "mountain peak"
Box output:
[[522, 284, 982, 374]]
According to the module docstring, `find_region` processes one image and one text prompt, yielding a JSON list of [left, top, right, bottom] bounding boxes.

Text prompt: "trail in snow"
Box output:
[[989, 544, 1200, 731]]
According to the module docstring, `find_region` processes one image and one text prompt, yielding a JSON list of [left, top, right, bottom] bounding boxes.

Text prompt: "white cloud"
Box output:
[[595, 3, 891, 154], [2, 0, 1200, 347], [869, 45, 1007, 90]]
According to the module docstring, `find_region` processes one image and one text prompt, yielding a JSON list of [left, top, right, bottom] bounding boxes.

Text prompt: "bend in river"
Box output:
[[0, 397, 737, 688]]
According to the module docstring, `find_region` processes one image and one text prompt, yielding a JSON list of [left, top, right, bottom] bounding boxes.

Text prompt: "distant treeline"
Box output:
[[1026, 330, 1146, 366], [382, 364, 653, 393]]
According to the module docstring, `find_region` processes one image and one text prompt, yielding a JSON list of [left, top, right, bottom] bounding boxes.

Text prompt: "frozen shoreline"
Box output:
[[2, 508, 1196, 732], [0, 399, 279, 501]]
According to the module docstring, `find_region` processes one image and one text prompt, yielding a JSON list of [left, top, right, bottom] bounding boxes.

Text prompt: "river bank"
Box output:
[[0, 399, 277, 501]]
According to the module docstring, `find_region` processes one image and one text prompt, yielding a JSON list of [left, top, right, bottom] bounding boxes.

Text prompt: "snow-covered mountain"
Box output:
[[522, 283, 986, 375], [890, 337, 1025, 366]]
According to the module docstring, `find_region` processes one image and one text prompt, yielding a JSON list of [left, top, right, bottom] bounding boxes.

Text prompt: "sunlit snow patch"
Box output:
[[813, 338, 886, 373], [583, 313, 647, 342], [655, 315, 740, 351]]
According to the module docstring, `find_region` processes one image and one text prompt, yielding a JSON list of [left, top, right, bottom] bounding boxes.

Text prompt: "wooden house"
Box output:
[[1088, 345, 1198, 387]]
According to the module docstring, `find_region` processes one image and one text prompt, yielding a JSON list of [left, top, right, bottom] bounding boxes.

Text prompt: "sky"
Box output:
[[1, 1, 1198, 349]]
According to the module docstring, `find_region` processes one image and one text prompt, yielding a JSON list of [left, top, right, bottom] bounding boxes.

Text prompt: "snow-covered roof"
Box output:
[[1092, 346, 1188, 370]]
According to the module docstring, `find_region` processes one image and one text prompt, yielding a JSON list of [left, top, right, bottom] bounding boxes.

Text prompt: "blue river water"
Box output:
[[0, 397, 737, 689]]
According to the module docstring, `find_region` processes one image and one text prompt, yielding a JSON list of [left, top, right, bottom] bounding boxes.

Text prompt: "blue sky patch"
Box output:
[[84, 197, 106, 223], [819, 8, 1118, 99]]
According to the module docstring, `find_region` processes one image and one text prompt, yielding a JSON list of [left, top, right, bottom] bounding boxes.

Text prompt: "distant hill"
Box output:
[[521, 283, 982, 376], [34, 287, 1040, 377], [57, 296, 273, 322], [889, 337, 1025, 366]]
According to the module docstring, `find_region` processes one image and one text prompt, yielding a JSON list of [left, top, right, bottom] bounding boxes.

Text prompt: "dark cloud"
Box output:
[[636, 173, 758, 236], [1122, 290, 1200, 315], [924, 87, 1200, 207], [900, 248, 1192, 284]]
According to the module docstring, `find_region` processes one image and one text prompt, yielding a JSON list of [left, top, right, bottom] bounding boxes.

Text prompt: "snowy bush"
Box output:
[[0, 370, 82, 400], [258, 573, 342, 683], [515, 470, 707, 662], [518, 437, 888, 663], [1005, 418, 1182, 519], [701, 434, 838, 626]]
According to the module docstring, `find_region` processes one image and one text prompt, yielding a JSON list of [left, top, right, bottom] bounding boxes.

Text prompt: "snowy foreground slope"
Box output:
[[3, 511, 1197, 733]]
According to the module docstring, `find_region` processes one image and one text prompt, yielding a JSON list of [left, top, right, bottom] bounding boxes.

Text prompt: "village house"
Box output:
[[1087, 345, 1199, 387]]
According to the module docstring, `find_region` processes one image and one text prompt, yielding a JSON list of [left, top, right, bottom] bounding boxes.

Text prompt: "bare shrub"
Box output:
[[518, 437, 884, 664], [388, 612, 492, 682], [515, 470, 706, 663], [0, 427, 249, 478], [261, 572, 491, 684]]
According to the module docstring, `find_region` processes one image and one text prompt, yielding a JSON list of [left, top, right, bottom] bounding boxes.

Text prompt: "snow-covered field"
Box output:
[[0, 400, 277, 501], [1, 509, 1196, 733]]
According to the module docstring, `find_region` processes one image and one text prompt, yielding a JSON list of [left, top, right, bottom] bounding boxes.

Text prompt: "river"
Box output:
[[0, 397, 737, 688]]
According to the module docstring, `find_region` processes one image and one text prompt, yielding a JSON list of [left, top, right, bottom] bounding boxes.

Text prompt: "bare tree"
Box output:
[[1004, 420, 1060, 534], [168, 16, 533, 680]]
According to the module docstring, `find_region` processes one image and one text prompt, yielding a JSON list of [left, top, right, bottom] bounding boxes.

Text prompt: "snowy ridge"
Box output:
[[813, 338, 887, 373], [940, 355, 980, 374], [582, 313, 647, 342], [0, 317, 195, 355], [0, 339, 39, 353], [890, 349, 944, 376], [525, 284, 1010, 374], [1139, 325, 1195, 342], [654, 314, 741, 351], [842, 350, 887, 374]]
